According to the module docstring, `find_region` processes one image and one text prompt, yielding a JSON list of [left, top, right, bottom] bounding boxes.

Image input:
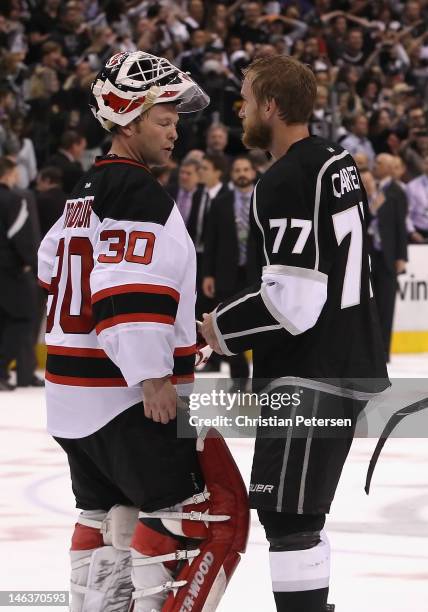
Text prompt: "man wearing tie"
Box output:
[[187, 153, 229, 321], [202, 156, 257, 385], [169, 158, 204, 228]]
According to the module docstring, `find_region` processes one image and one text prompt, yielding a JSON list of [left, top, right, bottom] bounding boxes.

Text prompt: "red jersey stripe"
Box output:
[[94, 158, 149, 171], [170, 374, 195, 384], [47, 345, 108, 358], [173, 345, 196, 357], [38, 278, 51, 291], [92, 283, 180, 304], [45, 372, 127, 387], [96, 312, 175, 334]]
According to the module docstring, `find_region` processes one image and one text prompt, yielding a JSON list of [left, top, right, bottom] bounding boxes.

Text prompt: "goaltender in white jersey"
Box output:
[[38, 159, 197, 438], [37, 51, 249, 612]]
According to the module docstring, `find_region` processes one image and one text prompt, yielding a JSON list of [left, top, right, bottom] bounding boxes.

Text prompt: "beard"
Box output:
[[234, 176, 254, 189], [242, 113, 272, 151]]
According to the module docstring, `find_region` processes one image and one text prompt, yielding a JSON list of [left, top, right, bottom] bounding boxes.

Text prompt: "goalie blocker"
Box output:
[[69, 428, 250, 612]]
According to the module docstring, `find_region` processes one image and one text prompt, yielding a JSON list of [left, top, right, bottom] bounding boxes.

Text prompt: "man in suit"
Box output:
[[0, 157, 42, 390], [46, 130, 86, 194], [187, 153, 230, 324], [369, 153, 408, 361], [167, 158, 205, 230], [202, 155, 257, 384], [406, 153, 428, 242]]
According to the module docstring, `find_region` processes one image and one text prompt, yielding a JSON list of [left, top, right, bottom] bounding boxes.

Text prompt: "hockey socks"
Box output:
[[269, 531, 331, 612]]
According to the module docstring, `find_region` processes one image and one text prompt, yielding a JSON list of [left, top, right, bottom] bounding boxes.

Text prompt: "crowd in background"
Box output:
[[1, 0, 428, 388]]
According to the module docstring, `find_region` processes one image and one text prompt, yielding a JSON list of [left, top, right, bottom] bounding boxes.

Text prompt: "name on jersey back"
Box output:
[[64, 196, 94, 229]]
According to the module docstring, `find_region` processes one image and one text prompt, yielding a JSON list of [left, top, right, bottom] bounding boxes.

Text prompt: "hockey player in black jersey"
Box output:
[[38, 52, 249, 612], [202, 56, 390, 611]]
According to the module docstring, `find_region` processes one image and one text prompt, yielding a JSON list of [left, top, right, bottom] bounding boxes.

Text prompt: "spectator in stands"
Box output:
[[400, 108, 428, 179], [9, 114, 37, 189], [184, 0, 206, 31], [28, 41, 66, 101], [51, 3, 91, 66], [168, 158, 204, 228], [188, 153, 229, 347], [310, 84, 333, 139], [230, 1, 268, 45], [369, 108, 393, 153], [369, 153, 408, 361], [202, 156, 257, 386], [324, 12, 348, 63], [84, 26, 118, 72], [26, 0, 61, 64], [341, 113, 376, 168], [0, 87, 19, 156], [406, 153, 428, 241], [176, 28, 207, 83], [354, 151, 370, 172], [35, 166, 65, 237], [46, 130, 86, 194], [360, 165, 377, 204], [205, 122, 231, 169], [335, 65, 363, 117], [183, 149, 205, 164], [337, 27, 367, 66]]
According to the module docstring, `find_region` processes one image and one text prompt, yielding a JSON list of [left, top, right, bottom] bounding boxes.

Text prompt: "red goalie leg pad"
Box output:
[[162, 429, 250, 612], [70, 523, 104, 551], [131, 519, 182, 572]]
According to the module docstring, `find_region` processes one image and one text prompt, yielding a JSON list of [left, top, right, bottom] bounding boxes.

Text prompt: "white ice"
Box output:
[[1, 354, 428, 611]]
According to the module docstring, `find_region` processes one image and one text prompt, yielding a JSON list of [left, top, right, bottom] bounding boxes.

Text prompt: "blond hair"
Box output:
[[244, 55, 317, 124]]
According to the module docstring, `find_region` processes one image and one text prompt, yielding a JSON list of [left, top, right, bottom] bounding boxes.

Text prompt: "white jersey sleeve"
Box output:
[[91, 207, 192, 387]]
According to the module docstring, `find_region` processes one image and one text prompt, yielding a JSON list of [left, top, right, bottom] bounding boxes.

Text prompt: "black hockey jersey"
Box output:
[[38, 157, 197, 438], [213, 136, 389, 395]]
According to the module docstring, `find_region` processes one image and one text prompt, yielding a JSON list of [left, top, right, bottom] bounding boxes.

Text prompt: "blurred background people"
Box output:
[[406, 153, 428, 242], [369, 154, 408, 361], [0, 157, 42, 390], [35, 165, 65, 237], [202, 155, 257, 385], [45, 130, 86, 194], [167, 158, 205, 229]]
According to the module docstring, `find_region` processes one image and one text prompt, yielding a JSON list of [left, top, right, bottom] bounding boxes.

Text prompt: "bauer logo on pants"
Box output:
[[250, 483, 275, 493]]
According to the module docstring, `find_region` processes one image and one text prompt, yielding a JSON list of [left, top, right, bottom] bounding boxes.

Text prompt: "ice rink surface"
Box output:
[[1, 354, 428, 611]]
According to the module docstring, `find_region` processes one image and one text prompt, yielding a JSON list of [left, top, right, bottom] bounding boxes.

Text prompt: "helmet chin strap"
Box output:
[[140, 85, 162, 114]]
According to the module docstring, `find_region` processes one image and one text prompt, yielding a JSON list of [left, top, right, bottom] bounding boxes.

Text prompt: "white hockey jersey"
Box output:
[[38, 156, 197, 438]]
